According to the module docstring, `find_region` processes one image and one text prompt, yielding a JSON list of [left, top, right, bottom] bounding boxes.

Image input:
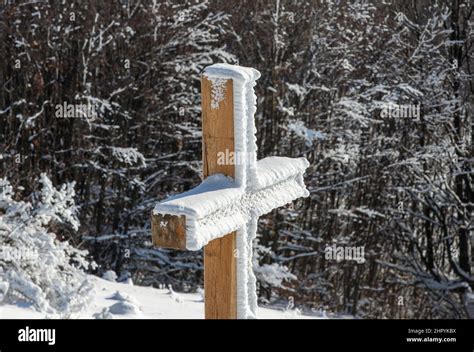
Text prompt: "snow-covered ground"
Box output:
[[0, 276, 326, 319]]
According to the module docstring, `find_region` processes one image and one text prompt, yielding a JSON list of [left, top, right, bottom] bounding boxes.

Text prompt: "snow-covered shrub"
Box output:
[[255, 263, 296, 289], [253, 243, 296, 290], [0, 174, 94, 316]]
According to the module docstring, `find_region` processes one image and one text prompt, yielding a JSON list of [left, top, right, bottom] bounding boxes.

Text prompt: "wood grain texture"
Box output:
[[204, 231, 237, 319], [201, 76, 237, 319], [151, 212, 186, 250], [201, 77, 235, 177]]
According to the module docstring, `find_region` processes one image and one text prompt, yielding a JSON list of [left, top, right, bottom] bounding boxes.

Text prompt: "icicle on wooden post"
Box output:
[[151, 64, 310, 319]]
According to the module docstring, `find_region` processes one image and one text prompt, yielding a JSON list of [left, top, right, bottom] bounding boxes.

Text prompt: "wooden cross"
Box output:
[[151, 64, 309, 319]]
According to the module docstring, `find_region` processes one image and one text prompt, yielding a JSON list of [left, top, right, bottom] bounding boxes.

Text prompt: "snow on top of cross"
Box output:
[[203, 63, 261, 83], [153, 156, 309, 250]]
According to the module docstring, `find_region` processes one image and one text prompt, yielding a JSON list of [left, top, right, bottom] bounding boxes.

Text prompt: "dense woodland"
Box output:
[[0, 0, 473, 318]]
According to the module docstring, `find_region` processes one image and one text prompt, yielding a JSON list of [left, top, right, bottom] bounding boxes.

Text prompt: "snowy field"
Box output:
[[0, 276, 327, 319]]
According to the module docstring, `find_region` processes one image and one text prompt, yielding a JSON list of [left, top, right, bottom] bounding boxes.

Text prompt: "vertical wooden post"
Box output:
[[201, 76, 237, 319]]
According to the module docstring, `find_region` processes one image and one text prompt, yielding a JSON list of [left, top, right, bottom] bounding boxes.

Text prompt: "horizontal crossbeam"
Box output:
[[152, 156, 309, 250]]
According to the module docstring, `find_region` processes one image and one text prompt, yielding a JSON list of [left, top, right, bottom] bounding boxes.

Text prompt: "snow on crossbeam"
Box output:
[[153, 156, 309, 250]]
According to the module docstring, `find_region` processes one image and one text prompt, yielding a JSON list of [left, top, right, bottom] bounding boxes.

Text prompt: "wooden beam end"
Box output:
[[151, 212, 187, 250]]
